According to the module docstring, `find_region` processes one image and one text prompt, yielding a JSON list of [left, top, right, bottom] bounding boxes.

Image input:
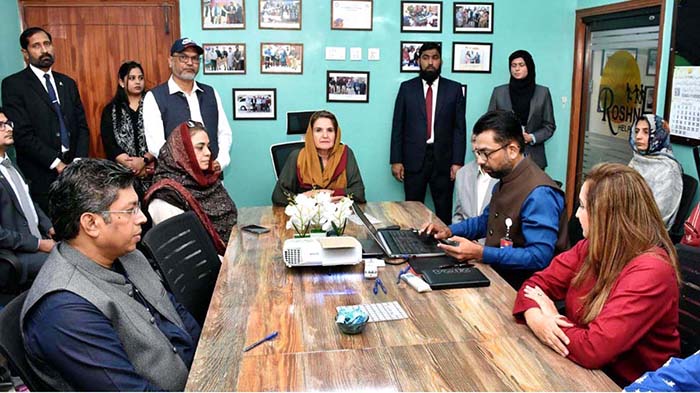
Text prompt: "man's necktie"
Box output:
[[426, 84, 433, 140], [1, 159, 41, 238], [43, 73, 70, 150]]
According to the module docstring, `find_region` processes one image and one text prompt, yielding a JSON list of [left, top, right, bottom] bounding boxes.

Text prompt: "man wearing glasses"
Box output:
[[143, 37, 232, 172], [0, 108, 55, 287], [21, 159, 200, 391], [422, 110, 566, 289]]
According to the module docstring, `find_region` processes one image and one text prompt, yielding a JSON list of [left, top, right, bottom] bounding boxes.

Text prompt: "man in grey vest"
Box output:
[[143, 37, 232, 172], [20, 159, 200, 391], [421, 110, 567, 289]]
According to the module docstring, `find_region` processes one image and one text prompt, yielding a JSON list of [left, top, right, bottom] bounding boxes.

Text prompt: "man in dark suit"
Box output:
[[0, 108, 55, 287], [1, 27, 90, 212], [390, 42, 466, 224]]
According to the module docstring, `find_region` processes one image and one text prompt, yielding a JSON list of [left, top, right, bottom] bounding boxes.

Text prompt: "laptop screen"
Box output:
[[352, 204, 382, 242]]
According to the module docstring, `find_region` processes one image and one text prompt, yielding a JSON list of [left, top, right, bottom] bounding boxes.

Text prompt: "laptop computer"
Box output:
[[352, 204, 444, 258]]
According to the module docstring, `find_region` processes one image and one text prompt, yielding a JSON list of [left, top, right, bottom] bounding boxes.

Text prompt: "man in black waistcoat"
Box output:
[[422, 110, 567, 289]]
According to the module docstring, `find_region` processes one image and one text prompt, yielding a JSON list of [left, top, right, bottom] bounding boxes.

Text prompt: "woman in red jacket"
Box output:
[[512, 163, 680, 385]]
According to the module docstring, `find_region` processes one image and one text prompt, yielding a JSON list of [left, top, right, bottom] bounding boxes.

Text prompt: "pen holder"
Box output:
[[335, 306, 369, 335]]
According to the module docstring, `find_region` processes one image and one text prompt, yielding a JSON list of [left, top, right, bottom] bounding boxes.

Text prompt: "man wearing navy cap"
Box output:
[[143, 37, 232, 171]]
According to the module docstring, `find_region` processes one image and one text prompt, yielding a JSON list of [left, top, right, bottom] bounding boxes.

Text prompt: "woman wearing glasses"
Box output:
[[271, 110, 366, 205], [100, 61, 155, 196], [488, 50, 555, 169], [513, 163, 680, 385], [145, 121, 237, 255]]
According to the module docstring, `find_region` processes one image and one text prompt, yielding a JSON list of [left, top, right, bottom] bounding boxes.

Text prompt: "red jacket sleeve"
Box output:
[[561, 253, 678, 369], [512, 239, 588, 320]]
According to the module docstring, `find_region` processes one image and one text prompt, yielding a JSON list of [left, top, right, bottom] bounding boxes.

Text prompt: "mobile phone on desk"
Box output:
[[241, 224, 270, 234]]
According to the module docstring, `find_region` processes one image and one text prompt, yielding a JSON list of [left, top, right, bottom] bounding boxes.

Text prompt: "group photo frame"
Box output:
[[453, 2, 493, 33], [327, 70, 370, 103], [202, 43, 246, 74], [452, 42, 492, 73], [331, 0, 373, 31], [260, 43, 304, 74], [232, 88, 277, 120], [259, 0, 302, 30], [202, 0, 245, 30], [400, 41, 440, 72], [401, 1, 442, 33]]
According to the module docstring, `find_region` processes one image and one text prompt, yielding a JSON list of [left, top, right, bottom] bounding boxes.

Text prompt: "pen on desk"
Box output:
[[396, 266, 411, 284], [243, 331, 279, 352]]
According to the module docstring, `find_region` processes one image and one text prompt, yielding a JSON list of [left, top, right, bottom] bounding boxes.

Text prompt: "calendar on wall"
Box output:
[[669, 66, 700, 142]]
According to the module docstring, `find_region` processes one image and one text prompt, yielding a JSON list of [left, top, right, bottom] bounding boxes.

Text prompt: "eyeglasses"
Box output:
[[0, 121, 14, 131], [174, 54, 201, 64], [100, 202, 142, 218], [473, 144, 508, 161], [186, 120, 204, 129]]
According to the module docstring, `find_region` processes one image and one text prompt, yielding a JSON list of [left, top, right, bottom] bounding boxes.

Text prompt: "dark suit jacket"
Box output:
[[488, 84, 556, 169], [0, 167, 52, 253], [1, 67, 90, 198], [391, 76, 466, 173]]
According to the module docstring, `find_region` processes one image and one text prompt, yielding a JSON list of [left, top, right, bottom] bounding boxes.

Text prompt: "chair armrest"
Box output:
[[0, 249, 22, 291]]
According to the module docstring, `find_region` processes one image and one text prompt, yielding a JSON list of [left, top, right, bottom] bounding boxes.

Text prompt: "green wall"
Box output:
[[182, 0, 578, 207], [0, 3, 23, 98]]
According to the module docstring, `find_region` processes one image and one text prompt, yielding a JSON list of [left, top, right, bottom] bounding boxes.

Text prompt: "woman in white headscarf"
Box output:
[[628, 114, 683, 230]]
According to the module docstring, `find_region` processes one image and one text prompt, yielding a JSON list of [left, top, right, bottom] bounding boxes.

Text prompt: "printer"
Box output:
[[283, 236, 362, 267]]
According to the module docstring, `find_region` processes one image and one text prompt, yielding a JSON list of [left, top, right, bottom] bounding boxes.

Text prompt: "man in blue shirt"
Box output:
[[20, 159, 200, 391], [624, 351, 700, 392], [422, 110, 566, 289]]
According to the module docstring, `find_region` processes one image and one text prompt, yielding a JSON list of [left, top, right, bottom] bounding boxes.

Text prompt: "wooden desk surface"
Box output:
[[186, 201, 619, 391]]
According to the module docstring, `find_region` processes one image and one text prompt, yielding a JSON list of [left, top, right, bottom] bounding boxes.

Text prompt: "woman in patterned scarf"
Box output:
[[145, 121, 237, 255], [628, 114, 683, 230], [100, 61, 155, 196]]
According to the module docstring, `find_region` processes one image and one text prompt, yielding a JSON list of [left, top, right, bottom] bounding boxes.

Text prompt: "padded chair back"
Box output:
[[670, 174, 698, 243], [676, 244, 700, 357], [270, 141, 305, 180], [0, 292, 55, 391], [141, 211, 221, 326]]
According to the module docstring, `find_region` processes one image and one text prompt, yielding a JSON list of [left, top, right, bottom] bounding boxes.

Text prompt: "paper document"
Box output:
[[348, 212, 380, 225]]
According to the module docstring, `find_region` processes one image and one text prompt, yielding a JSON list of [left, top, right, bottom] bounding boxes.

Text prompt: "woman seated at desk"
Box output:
[[272, 110, 366, 205], [145, 121, 237, 255], [628, 114, 683, 230], [513, 163, 680, 385]]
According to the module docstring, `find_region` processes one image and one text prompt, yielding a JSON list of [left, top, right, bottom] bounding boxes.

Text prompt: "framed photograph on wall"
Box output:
[[453, 2, 493, 33], [401, 1, 442, 33], [644, 86, 655, 114], [452, 42, 492, 73], [259, 0, 302, 30], [400, 41, 440, 72], [327, 71, 370, 102], [232, 88, 277, 120], [202, 44, 246, 74], [647, 48, 658, 76], [202, 0, 245, 30], [260, 43, 303, 74], [331, 0, 373, 31]]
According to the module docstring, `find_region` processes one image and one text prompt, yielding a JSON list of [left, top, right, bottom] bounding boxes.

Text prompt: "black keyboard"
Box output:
[[383, 230, 441, 255]]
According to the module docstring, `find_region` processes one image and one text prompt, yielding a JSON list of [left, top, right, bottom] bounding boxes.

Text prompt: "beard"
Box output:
[[31, 53, 55, 69], [419, 65, 441, 84]]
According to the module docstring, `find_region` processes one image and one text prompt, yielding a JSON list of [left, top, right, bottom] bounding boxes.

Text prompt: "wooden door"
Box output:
[[19, 0, 180, 158]]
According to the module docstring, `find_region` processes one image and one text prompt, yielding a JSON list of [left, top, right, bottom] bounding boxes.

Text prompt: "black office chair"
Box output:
[[0, 291, 55, 391], [270, 141, 305, 180], [676, 244, 700, 357], [670, 174, 698, 244], [0, 250, 23, 307], [140, 211, 221, 326]]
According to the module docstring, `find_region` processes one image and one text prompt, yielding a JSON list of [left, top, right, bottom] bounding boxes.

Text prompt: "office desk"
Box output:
[[186, 201, 620, 391]]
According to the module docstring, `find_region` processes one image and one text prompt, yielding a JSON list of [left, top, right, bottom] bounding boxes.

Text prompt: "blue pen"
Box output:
[[373, 278, 387, 295], [243, 331, 279, 352], [396, 266, 411, 284]]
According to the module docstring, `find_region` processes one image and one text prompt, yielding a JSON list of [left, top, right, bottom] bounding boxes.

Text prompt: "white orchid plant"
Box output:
[[284, 192, 354, 237]]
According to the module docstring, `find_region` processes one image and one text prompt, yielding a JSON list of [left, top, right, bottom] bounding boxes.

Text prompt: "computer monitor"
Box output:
[[286, 110, 316, 135]]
